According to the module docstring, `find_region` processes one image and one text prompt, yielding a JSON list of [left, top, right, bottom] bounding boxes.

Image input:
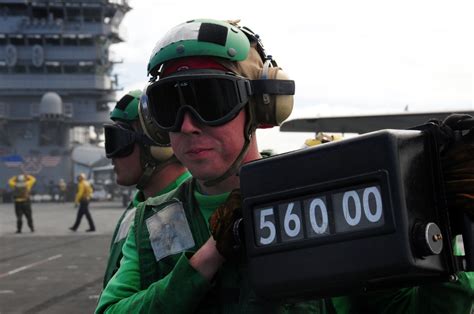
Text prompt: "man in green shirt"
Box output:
[[102, 90, 191, 287], [96, 19, 473, 313]]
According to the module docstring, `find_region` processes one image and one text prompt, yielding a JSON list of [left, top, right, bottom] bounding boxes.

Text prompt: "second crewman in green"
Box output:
[[102, 90, 190, 287]]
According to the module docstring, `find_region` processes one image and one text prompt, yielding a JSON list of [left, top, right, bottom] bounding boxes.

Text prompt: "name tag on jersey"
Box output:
[[146, 202, 195, 261], [114, 207, 137, 243]]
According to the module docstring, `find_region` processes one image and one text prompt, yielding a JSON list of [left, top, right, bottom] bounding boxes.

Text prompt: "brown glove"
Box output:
[[209, 189, 244, 260], [441, 143, 474, 218], [438, 114, 474, 218]]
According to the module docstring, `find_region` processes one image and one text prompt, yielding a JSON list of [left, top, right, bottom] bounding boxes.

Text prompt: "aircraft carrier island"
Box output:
[[0, 0, 130, 196]]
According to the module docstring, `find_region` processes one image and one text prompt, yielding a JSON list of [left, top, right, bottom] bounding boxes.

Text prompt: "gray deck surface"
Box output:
[[0, 201, 124, 314]]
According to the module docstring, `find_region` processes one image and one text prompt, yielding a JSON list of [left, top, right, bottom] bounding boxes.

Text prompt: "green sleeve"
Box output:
[[332, 272, 473, 314], [102, 205, 135, 288], [95, 224, 211, 314], [102, 192, 143, 288]]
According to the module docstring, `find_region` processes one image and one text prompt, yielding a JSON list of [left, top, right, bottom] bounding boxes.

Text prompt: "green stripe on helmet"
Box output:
[[147, 19, 250, 77], [110, 89, 142, 121]]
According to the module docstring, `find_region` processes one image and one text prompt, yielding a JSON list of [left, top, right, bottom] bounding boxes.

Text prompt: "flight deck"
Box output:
[[0, 201, 123, 314]]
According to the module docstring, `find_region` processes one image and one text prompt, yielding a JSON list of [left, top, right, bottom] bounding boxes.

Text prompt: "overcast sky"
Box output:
[[111, 0, 474, 153]]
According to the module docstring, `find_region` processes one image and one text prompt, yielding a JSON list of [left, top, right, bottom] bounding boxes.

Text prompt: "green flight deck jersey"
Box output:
[[102, 171, 191, 288]]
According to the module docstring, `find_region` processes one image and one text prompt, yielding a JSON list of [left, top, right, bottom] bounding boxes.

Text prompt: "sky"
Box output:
[[111, 0, 474, 153]]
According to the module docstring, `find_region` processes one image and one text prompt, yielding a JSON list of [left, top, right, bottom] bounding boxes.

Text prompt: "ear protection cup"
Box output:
[[149, 145, 174, 161], [137, 97, 175, 161], [138, 93, 171, 145], [272, 69, 294, 125], [252, 59, 294, 126]]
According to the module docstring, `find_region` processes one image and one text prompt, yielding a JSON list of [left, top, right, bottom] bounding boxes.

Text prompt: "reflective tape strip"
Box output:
[[151, 22, 202, 57], [146, 202, 195, 262], [114, 207, 137, 243]]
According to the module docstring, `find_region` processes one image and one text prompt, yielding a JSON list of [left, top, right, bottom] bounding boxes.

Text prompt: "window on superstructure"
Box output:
[[64, 65, 78, 74], [27, 37, 43, 45], [32, 7, 48, 19], [12, 65, 27, 73], [46, 64, 61, 74], [79, 65, 95, 74], [63, 37, 77, 46], [2, 4, 27, 16], [49, 7, 64, 20], [45, 37, 60, 46], [78, 37, 94, 46], [10, 37, 25, 46], [83, 8, 101, 23], [66, 8, 81, 23], [29, 65, 45, 74]]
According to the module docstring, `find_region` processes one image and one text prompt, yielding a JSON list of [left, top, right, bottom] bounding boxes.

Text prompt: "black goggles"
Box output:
[[104, 123, 152, 158], [143, 71, 253, 132]]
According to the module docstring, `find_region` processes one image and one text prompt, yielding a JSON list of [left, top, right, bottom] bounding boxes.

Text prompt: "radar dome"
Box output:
[[39, 92, 63, 118]]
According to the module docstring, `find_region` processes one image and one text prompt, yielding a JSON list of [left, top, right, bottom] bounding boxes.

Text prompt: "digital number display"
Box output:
[[253, 185, 384, 246]]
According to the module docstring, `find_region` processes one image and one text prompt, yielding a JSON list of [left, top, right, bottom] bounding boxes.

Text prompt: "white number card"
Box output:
[[254, 185, 384, 247]]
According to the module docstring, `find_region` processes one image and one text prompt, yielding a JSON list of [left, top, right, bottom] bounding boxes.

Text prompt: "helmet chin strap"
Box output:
[[136, 144, 177, 191], [203, 135, 251, 187], [136, 162, 157, 191]]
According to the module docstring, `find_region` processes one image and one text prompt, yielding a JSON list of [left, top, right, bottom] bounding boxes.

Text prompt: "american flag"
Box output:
[[0, 147, 12, 156], [1, 154, 23, 168], [41, 155, 62, 167]]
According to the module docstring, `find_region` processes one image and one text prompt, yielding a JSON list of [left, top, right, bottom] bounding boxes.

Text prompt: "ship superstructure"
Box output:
[[0, 0, 130, 195]]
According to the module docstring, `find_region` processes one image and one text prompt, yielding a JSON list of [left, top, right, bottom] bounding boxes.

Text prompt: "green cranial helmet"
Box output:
[[147, 19, 251, 77], [108, 88, 175, 190], [110, 89, 142, 122]]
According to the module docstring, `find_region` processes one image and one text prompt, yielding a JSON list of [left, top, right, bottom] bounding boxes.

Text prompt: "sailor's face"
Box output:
[[169, 110, 246, 182], [112, 143, 142, 186], [112, 121, 144, 187]]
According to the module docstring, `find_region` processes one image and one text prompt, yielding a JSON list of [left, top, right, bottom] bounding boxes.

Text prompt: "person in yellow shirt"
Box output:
[[69, 173, 95, 232], [8, 173, 36, 233]]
